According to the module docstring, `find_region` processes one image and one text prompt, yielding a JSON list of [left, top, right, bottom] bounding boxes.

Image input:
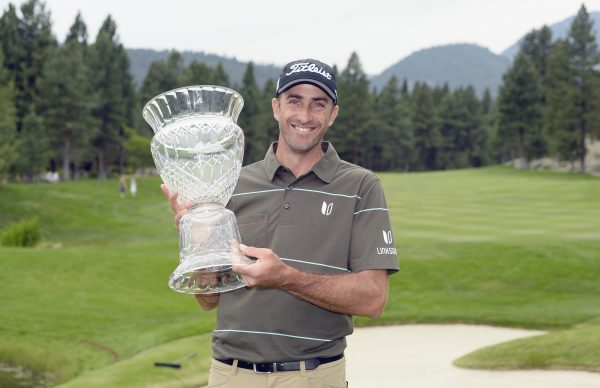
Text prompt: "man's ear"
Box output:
[[328, 104, 339, 127], [272, 98, 280, 122]]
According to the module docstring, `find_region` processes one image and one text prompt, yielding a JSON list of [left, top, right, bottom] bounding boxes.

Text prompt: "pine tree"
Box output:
[[520, 26, 554, 160], [496, 53, 543, 169], [213, 63, 230, 87], [369, 79, 394, 170], [0, 49, 17, 180], [566, 5, 600, 172], [438, 90, 465, 169], [238, 62, 264, 164], [0, 4, 22, 82], [14, 110, 50, 181], [66, 11, 88, 45], [546, 40, 578, 165], [397, 80, 414, 170], [253, 78, 279, 149], [329, 52, 373, 165], [521, 26, 553, 83], [89, 16, 136, 178], [179, 60, 214, 86], [411, 82, 440, 170], [481, 88, 493, 115], [7, 0, 55, 131], [139, 51, 184, 109], [37, 13, 94, 180], [461, 86, 488, 167], [374, 76, 412, 170], [437, 87, 485, 169], [479, 88, 495, 165]]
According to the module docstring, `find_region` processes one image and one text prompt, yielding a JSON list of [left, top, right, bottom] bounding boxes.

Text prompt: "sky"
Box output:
[[30, 0, 600, 75]]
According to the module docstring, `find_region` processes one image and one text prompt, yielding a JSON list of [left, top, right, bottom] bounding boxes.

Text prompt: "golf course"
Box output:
[[0, 166, 599, 387]]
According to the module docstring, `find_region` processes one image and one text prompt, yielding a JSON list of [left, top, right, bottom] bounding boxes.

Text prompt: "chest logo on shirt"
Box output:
[[377, 230, 397, 255], [321, 201, 334, 216]]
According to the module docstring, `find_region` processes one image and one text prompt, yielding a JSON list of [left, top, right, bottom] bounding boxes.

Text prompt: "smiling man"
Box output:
[[163, 58, 399, 387]]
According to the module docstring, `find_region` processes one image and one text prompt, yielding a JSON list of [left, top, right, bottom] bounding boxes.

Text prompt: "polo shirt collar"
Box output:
[[262, 142, 340, 183], [312, 142, 340, 183]]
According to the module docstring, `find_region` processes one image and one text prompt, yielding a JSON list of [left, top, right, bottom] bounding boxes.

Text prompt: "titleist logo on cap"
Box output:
[[286, 62, 333, 80]]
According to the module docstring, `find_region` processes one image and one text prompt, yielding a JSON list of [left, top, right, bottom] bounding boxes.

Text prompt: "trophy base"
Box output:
[[168, 251, 253, 294]]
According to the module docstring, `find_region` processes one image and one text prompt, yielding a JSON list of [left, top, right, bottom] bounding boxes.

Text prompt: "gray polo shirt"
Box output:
[[213, 142, 399, 363]]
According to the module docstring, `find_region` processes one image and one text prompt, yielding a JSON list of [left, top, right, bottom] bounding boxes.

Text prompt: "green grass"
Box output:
[[375, 240, 600, 329], [0, 166, 599, 386], [454, 323, 600, 372], [59, 334, 214, 388], [376, 167, 600, 372]]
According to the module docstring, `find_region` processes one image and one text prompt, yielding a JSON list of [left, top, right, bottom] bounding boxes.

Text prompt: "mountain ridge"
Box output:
[[501, 11, 600, 59], [369, 43, 510, 96], [126, 10, 600, 97]]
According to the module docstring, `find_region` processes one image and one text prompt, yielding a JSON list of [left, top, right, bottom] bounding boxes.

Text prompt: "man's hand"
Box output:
[[194, 293, 220, 310], [161, 184, 191, 230], [233, 244, 389, 318], [232, 244, 295, 288]]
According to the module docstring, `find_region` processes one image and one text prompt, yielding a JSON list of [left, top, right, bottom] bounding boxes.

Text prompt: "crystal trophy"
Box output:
[[143, 85, 253, 294]]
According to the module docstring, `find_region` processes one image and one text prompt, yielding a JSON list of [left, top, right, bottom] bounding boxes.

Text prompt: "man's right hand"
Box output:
[[161, 184, 191, 230], [194, 293, 220, 310], [190, 268, 221, 310]]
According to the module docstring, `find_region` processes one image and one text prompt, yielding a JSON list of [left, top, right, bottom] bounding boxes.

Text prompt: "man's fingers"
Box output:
[[160, 183, 181, 213], [239, 244, 269, 260], [160, 184, 170, 200], [232, 262, 251, 275], [169, 193, 179, 213]]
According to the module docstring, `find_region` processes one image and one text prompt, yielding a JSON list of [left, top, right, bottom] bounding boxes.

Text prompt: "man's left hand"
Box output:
[[232, 244, 294, 288]]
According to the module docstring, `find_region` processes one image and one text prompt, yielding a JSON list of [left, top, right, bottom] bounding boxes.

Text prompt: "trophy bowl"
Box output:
[[143, 85, 253, 294]]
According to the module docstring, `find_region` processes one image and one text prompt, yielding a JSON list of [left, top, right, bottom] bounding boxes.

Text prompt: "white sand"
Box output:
[[345, 324, 600, 388]]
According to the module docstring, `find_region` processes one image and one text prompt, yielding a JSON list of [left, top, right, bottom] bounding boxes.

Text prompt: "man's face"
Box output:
[[272, 83, 339, 155]]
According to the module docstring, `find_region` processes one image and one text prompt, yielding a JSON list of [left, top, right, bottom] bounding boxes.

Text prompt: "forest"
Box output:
[[0, 1, 598, 182]]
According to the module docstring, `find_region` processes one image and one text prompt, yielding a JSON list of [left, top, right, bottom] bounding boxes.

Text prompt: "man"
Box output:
[[162, 58, 398, 387]]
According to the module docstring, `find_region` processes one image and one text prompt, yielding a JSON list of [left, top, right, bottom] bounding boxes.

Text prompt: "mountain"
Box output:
[[127, 48, 281, 89], [370, 44, 511, 96], [501, 11, 600, 59], [127, 11, 599, 98]]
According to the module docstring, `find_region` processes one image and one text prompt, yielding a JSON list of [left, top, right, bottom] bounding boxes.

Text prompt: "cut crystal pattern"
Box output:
[[143, 86, 252, 294]]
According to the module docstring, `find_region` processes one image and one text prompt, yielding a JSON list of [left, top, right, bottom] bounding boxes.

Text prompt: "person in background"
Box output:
[[130, 177, 137, 198], [119, 176, 126, 199]]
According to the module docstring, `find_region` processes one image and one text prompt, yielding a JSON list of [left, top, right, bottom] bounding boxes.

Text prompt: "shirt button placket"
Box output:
[[283, 184, 293, 210]]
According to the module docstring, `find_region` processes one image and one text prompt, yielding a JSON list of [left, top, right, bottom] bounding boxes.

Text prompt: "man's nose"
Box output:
[[296, 105, 312, 123]]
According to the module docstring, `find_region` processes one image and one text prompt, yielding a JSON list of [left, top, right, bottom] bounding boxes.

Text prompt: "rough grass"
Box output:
[[0, 166, 599, 385]]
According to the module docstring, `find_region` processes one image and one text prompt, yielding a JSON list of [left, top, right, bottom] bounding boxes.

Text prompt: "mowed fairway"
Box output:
[[383, 167, 598, 242], [0, 167, 599, 387]]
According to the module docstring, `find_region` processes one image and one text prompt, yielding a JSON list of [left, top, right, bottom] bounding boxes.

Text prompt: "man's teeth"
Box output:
[[295, 126, 311, 133]]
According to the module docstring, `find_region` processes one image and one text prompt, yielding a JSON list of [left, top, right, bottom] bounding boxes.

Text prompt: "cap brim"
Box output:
[[276, 79, 337, 104]]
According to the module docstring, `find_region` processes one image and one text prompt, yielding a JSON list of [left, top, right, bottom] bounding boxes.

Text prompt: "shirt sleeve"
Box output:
[[348, 175, 399, 274]]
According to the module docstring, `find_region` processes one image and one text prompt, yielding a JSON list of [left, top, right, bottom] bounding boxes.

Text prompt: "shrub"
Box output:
[[1, 219, 41, 247]]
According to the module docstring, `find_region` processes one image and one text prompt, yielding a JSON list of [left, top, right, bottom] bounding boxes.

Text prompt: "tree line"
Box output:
[[497, 5, 600, 173], [0, 1, 598, 182]]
